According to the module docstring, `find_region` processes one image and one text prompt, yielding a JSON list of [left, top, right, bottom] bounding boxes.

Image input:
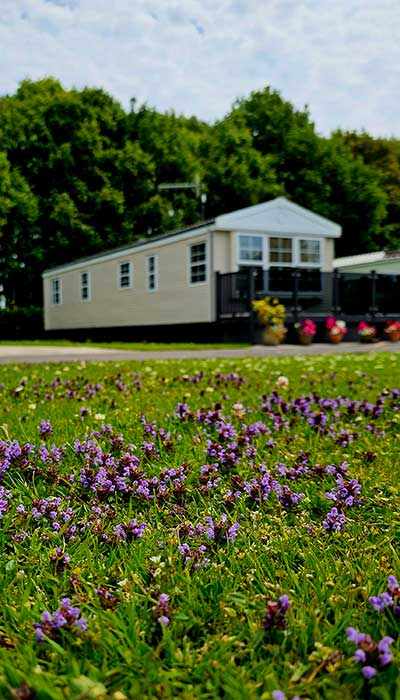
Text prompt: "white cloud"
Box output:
[[1, 0, 400, 135]]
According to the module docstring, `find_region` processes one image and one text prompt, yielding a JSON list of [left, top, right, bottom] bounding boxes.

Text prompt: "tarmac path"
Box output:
[[0, 341, 399, 364]]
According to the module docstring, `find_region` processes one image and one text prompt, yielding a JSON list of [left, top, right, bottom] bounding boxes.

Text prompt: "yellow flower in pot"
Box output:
[[252, 297, 287, 346]]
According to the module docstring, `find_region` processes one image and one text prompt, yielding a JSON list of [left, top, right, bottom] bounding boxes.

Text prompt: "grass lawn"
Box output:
[[0, 340, 250, 351], [0, 353, 399, 699]]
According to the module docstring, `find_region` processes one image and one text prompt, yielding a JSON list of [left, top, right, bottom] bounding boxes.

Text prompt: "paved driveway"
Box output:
[[0, 341, 399, 364]]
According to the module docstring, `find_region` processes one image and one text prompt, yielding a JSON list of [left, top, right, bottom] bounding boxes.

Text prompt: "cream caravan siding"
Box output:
[[322, 239, 334, 272], [213, 231, 232, 273], [44, 235, 211, 330]]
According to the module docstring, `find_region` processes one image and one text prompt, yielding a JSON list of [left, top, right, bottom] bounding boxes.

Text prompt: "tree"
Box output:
[[335, 131, 400, 249], [231, 86, 329, 210], [0, 78, 396, 307], [0, 79, 156, 304], [231, 87, 388, 255], [128, 105, 208, 231], [201, 113, 282, 216], [0, 158, 40, 305]]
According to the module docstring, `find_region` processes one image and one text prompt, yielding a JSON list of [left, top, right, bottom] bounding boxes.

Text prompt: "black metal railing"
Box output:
[[216, 268, 400, 321]]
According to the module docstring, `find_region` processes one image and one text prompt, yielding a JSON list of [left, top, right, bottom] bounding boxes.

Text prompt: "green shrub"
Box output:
[[0, 306, 44, 339]]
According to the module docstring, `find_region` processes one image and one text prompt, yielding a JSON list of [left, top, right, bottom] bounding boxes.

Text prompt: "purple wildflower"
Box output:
[[0, 486, 12, 519], [204, 514, 240, 543], [362, 666, 377, 679], [322, 507, 347, 533], [264, 595, 291, 630], [178, 543, 210, 569], [325, 475, 363, 509], [369, 575, 400, 617], [174, 403, 193, 420], [34, 598, 87, 641], [38, 420, 54, 440], [114, 519, 147, 541], [154, 592, 172, 626], [95, 587, 119, 609], [244, 468, 280, 503], [49, 548, 71, 572], [277, 485, 305, 510], [0, 440, 35, 477], [346, 627, 394, 678]]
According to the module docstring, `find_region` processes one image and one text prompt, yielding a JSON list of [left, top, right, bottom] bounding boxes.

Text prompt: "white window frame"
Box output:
[[51, 277, 62, 306], [80, 270, 91, 302], [118, 260, 132, 290], [268, 237, 294, 267], [188, 241, 208, 286], [297, 238, 322, 268], [146, 254, 158, 292], [237, 233, 265, 267]]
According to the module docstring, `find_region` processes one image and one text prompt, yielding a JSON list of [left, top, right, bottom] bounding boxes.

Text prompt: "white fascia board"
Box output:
[[42, 225, 214, 278]]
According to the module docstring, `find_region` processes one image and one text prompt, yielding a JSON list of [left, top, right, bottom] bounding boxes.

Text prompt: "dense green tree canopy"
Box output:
[[0, 79, 397, 306]]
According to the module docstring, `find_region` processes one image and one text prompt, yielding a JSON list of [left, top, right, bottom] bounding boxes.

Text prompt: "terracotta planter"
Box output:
[[385, 331, 400, 342], [327, 332, 344, 344], [262, 325, 286, 346], [297, 332, 313, 346]]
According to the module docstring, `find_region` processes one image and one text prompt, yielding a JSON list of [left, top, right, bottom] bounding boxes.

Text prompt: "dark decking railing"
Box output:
[[216, 268, 400, 322]]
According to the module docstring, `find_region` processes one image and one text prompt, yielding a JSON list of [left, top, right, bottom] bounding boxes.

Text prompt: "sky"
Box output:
[[2, 0, 400, 137]]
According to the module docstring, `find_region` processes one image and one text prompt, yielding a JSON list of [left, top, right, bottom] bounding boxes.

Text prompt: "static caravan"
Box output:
[[42, 197, 342, 339], [334, 251, 400, 275]]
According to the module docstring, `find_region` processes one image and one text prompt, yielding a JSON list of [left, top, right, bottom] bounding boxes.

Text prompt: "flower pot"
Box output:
[[359, 335, 375, 343], [386, 331, 400, 342], [263, 325, 286, 346], [297, 332, 313, 346], [327, 332, 343, 344]]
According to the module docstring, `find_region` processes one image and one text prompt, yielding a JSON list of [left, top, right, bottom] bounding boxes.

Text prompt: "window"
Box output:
[[147, 255, 158, 292], [51, 278, 61, 305], [118, 261, 132, 289], [80, 271, 90, 301], [269, 238, 293, 265], [189, 242, 207, 284], [238, 235, 263, 264], [299, 239, 321, 265]]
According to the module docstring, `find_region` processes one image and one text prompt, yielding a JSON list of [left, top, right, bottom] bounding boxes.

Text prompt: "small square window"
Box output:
[[119, 261, 132, 288], [51, 278, 61, 305]]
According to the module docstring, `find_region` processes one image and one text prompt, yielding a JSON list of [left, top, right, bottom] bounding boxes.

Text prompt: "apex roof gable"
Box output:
[[214, 197, 341, 238]]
